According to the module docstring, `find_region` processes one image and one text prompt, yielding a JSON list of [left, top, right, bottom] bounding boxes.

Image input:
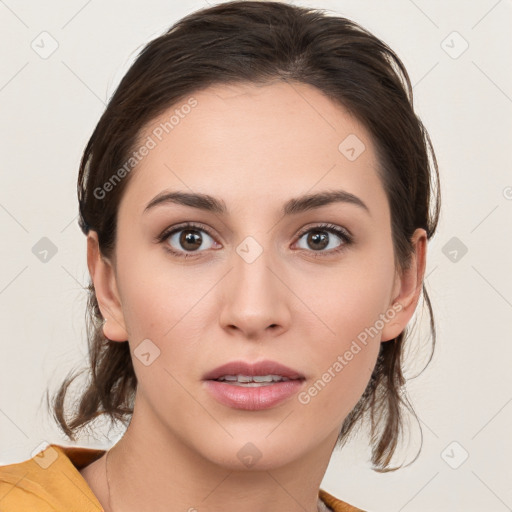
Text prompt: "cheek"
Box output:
[[293, 249, 394, 418], [300, 251, 395, 344], [115, 243, 217, 367], [113, 240, 180, 339], [295, 283, 384, 428]]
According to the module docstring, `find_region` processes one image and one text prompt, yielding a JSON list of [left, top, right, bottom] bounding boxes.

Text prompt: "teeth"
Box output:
[[225, 382, 279, 387], [217, 374, 290, 383]]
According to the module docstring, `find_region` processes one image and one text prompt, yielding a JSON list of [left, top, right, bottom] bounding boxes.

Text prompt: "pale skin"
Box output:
[[79, 81, 427, 512]]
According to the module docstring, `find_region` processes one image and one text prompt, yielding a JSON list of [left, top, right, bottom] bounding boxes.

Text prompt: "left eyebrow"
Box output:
[[143, 189, 370, 216], [283, 190, 370, 216]]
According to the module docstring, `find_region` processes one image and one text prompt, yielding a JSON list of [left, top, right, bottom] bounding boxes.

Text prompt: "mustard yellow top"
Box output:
[[0, 444, 365, 511]]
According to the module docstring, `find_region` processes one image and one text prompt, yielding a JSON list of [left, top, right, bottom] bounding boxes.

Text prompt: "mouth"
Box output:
[[202, 360, 306, 410], [202, 359, 305, 382], [212, 374, 301, 387]]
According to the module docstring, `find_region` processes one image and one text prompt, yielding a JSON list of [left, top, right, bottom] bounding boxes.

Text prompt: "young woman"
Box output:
[[0, 1, 440, 511]]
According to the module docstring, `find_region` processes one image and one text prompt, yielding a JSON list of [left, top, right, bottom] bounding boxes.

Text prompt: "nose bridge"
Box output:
[[219, 235, 289, 336]]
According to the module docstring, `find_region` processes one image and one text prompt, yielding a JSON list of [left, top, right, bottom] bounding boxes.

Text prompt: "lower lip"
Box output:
[[203, 379, 305, 410]]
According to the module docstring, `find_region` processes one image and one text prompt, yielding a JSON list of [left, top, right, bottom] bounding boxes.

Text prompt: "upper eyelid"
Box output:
[[296, 223, 351, 238], [161, 222, 215, 239]]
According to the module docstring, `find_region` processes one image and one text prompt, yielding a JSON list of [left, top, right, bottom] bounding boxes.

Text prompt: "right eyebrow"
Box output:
[[144, 190, 227, 215]]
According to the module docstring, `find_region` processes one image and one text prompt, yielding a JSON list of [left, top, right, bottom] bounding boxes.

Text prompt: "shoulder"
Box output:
[[0, 443, 104, 511], [0, 446, 57, 511], [319, 487, 367, 512]]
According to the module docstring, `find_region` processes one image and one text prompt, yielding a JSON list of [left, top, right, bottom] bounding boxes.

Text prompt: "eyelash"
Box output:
[[155, 222, 353, 259]]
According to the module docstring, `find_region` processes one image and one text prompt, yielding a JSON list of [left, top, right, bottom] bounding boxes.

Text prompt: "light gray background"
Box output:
[[1, 1, 511, 511]]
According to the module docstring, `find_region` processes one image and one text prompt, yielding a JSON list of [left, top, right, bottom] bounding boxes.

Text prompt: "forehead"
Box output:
[[118, 80, 387, 219]]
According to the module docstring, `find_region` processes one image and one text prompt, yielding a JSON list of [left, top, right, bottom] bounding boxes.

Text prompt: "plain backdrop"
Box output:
[[0, 1, 511, 511]]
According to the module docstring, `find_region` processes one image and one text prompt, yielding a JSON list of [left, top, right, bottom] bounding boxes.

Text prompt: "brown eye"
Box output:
[[304, 230, 329, 251], [179, 229, 203, 251], [295, 224, 351, 255], [162, 224, 217, 256]]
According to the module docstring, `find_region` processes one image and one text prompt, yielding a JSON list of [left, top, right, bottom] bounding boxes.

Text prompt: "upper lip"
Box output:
[[203, 360, 305, 381]]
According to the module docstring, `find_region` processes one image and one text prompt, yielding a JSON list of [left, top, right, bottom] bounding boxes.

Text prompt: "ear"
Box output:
[[87, 231, 129, 342], [381, 228, 428, 342]]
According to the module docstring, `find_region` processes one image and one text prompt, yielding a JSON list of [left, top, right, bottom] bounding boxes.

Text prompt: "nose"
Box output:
[[218, 245, 291, 340]]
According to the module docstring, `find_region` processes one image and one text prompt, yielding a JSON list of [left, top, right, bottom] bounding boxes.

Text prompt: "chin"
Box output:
[[198, 435, 304, 472]]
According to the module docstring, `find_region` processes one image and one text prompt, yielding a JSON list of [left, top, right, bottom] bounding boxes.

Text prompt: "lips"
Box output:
[[203, 360, 305, 381]]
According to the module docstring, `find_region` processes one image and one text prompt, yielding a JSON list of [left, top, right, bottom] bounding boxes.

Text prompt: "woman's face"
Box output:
[[92, 81, 424, 469]]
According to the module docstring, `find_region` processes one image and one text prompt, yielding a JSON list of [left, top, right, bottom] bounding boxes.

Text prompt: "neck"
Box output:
[[103, 396, 338, 512]]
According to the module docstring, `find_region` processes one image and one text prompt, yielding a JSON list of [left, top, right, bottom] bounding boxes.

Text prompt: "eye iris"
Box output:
[[307, 230, 329, 250], [180, 230, 202, 251]]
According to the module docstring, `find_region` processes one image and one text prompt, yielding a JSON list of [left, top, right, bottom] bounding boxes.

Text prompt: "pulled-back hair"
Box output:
[[48, 0, 440, 473]]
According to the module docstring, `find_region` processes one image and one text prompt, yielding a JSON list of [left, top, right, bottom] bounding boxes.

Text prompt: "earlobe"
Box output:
[[380, 228, 427, 342], [87, 231, 129, 342]]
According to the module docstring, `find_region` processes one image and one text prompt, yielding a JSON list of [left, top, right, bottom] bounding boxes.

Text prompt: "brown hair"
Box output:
[[48, 0, 440, 473]]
